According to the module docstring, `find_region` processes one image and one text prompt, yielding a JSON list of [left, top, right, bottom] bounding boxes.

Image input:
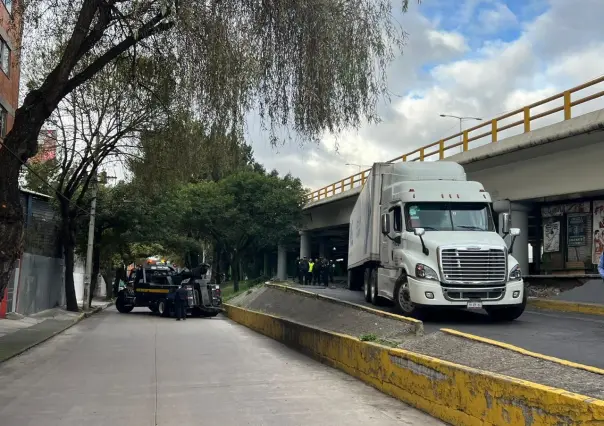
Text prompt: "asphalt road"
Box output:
[[0, 307, 443, 426], [302, 286, 604, 369]]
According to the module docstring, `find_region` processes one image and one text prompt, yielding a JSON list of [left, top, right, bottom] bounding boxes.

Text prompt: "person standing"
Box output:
[[307, 258, 314, 285], [175, 285, 189, 321]]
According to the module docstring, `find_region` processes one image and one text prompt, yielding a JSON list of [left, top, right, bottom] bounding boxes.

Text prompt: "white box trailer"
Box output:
[[347, 161, 526, 321]]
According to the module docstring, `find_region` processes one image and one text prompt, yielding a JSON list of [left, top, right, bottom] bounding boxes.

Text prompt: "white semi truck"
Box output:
[[347, 161, 526, 321]]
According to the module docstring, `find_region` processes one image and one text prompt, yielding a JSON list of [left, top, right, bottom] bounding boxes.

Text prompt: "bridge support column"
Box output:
[[494, 201, 531, 275], [299, 231, 311, 258], [277, 245, 287, 281]]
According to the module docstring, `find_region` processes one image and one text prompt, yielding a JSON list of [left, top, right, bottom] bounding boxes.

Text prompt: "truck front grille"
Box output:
[[440, 247, 507, 284]]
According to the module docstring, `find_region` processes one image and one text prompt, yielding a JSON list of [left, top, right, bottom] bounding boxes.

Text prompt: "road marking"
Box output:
[[441, 328, 604, 376], [525, 308, 604, 325]]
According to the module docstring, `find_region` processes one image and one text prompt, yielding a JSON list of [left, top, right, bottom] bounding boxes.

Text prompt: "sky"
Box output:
[[244, 0, 604, 192]]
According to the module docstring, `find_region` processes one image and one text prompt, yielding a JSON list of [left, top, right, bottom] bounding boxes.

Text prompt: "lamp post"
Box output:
[[439, 114, 482, 142], [345, 163, 371, 173]]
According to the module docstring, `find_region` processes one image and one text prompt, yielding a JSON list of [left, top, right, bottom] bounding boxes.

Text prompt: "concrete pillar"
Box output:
[[263, 252, 269, 276], [277, 245, 287, 281], [299, 231, 311, 258], [494, 201, 531, 275]]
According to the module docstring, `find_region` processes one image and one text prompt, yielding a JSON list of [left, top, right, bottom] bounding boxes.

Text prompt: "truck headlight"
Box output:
[[509, 264, 522, 281], [415, 264, 439, 281]]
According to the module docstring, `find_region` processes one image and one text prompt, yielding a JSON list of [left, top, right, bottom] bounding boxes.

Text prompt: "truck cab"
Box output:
[[348, 161, 525, 321]]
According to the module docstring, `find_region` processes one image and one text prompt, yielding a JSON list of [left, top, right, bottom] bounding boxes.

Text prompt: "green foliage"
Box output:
[[22, 158, 60, 195], [179, 170, 305, 254]]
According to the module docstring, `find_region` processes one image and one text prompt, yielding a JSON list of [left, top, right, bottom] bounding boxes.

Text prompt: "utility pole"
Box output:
[[82, 172, 98, 311]]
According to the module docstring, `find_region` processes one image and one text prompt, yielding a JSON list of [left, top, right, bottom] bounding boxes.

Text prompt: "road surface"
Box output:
[[302, 286, 604, 369], [0, 307, 443, 426]]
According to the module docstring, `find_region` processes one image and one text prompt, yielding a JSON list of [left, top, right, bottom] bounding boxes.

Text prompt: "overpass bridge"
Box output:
[[285, 76, 604, 280]]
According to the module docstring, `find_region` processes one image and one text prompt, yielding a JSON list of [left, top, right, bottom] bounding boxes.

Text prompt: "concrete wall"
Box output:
[[15, 253, 65, 316]]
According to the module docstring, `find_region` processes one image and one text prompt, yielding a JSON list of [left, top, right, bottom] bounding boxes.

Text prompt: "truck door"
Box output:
[[380, 206, 392, 268]]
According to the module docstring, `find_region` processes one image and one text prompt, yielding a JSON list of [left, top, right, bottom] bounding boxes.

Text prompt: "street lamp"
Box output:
[[345, 163, 371, 173], [439, 114, 482, 142]]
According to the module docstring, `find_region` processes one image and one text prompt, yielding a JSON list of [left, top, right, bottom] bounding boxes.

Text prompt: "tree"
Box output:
[[180, 170, 305, 292], [0, 0, 413, 300], [36, 58, 167, 311], [128, 111, 261, 190]]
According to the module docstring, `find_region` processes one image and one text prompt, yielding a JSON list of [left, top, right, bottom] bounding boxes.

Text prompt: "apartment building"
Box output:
[[0, 0, 21, 138]]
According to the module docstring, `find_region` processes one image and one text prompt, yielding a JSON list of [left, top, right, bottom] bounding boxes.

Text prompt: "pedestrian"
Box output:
[[297, 257, 307, 284], [329, 259, 335, 283], [315, 257, 324, 285], [598, 252, 604, 280], [307, 258, 314, 285], [175, 285, 189, 321], [321, 258, 329, 287]]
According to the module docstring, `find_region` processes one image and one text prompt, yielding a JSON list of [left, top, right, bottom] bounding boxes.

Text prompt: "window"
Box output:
[[2, 0, 12, 15], [390, 205, 402, 232], [0, 40, 9, 76], [405, 202, 495, 232], [0, 105, 6, 137]]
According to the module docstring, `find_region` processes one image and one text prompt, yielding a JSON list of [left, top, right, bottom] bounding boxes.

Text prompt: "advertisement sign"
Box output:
[[567, 214, 587, 247], [592, 201, 604, 264]]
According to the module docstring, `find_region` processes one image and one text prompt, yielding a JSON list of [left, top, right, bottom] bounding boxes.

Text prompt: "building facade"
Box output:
[[0, 0, 21, 137]]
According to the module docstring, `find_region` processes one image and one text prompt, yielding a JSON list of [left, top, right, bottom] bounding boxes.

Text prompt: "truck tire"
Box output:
[[366, 268, 381, 305], [348, 269, 363, 291], [158, 300, 169, 317], [485, 293, 527, 322], [363, 268, 372, 302], [116, 297, 134, 314], [393, 278, 423, 318]]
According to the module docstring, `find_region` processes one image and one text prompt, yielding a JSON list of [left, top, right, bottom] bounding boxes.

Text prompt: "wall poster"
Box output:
[[543, 220, 561, 253], [592, 201, 604, 264]]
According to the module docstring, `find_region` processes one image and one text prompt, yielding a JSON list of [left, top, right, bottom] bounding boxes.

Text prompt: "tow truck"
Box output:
[[116, 260, 222, 317]]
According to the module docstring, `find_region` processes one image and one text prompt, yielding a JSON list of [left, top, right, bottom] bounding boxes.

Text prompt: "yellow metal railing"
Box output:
[[306, 75, 604, 203]]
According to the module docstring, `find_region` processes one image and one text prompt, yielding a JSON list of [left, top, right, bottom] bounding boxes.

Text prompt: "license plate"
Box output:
[[467, 301, 482, 309]]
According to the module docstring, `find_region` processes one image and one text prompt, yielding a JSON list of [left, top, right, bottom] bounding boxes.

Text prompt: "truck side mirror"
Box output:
[[381, 214, 390, 234], [509, 227, 520, 254], [413, 228, 429, 255], [501, 212, 510, 234], [414, 228, 425, 237]]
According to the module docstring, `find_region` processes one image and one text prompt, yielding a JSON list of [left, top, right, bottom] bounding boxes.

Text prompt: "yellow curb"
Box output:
[[224, 303, 604, 426], [441, 328, 604, 376], [528, 298, 604, 317], [265, 282, 423, 336]]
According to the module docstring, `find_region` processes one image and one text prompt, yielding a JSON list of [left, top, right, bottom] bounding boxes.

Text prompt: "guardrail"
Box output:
[[306, 75, 604, 203]]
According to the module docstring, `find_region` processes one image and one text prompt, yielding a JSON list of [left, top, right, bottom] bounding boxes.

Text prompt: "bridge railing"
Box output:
[[306, 75, 604, 203]]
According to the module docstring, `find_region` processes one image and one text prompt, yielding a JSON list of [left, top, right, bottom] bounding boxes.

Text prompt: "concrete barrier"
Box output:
[[224, 303, 604, 426], [528, 297, 604, 317], [266, 283, 424, 336]]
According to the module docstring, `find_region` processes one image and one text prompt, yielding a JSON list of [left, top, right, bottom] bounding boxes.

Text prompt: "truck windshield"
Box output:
[[405, 202, 495, 232]]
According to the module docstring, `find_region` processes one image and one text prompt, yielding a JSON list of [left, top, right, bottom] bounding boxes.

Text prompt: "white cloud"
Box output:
[[248, 0, 604, 192], [477, 2, 518, 34]]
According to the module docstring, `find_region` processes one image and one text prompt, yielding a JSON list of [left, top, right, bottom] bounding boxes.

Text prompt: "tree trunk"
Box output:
[[60, 203, 79, 312], [0, 148, 25, 303], [232, 250, 240, 293]]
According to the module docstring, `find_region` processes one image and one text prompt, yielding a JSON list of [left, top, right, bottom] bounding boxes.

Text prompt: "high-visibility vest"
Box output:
[[308, 262, 314, 272]]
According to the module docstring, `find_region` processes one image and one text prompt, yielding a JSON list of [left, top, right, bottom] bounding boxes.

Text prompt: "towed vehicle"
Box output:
[[116, 262, 222, 317]]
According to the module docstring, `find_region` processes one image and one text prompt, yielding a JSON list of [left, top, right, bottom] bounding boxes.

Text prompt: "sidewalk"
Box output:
[[0, 299, 113, 363]]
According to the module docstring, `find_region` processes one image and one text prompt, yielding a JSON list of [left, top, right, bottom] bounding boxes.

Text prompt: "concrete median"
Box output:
[[224, 302, 604, 426], [528, 297, 604, 317]]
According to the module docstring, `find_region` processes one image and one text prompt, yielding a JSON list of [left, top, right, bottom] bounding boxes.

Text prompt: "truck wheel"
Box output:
[[368, 268, 381, 305], [394, 279, 422, 318], [363, 268, 372, 302], [158, 300, 169, 317], [116, 297, 133, 314], [348, 269, 363, 291]]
